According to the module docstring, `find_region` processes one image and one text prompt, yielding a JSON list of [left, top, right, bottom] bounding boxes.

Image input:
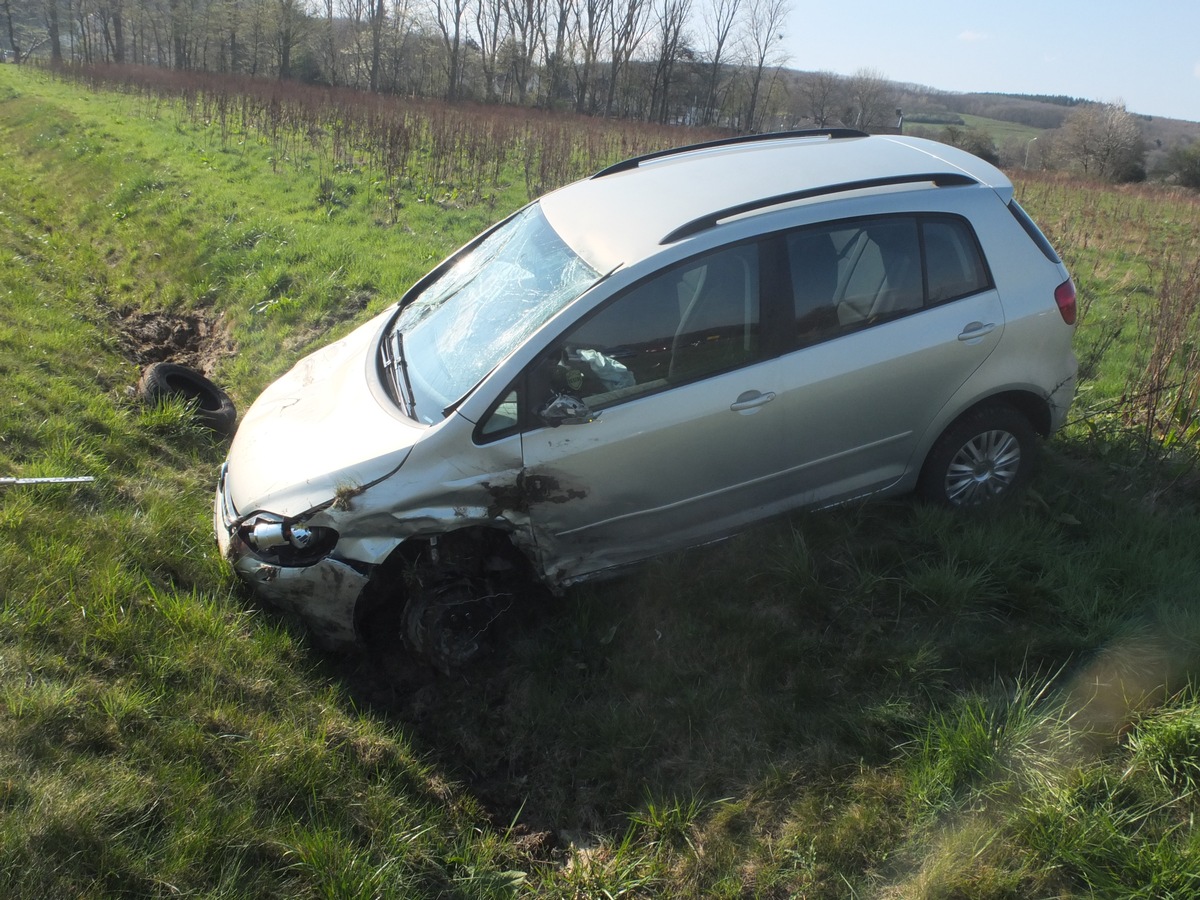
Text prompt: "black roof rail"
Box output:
[[660, 172, 979, 244], [591, 128, 869, 178]]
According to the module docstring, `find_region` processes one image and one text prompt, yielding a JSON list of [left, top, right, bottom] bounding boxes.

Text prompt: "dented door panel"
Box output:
[[520, 361, 788, 583]]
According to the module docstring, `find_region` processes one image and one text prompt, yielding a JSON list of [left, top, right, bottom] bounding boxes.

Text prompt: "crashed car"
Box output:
[[215, 129, 1077, 667]]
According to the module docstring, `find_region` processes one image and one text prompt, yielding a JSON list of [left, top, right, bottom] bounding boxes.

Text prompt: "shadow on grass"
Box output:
[[315, 445, 1200, 852]]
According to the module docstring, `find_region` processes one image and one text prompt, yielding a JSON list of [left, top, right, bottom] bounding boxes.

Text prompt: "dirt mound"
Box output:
[[111, 307, 235, 376]]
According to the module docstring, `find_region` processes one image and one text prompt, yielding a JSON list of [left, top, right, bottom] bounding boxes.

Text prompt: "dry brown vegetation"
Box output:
[[68, 63, 723, 207]]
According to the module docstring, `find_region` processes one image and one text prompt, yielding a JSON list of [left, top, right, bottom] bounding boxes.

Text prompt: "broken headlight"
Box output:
[[238, 516, 339, 567]]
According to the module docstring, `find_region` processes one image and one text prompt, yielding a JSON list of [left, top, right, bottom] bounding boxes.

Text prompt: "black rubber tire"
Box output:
[[138, 362, 237, 436], [918, 404, 1038, 508]]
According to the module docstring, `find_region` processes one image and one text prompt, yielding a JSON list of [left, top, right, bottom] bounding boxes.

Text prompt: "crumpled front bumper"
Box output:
[[214, 463, 366, 649]]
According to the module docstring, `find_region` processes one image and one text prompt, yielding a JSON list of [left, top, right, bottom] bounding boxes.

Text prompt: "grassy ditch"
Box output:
[[3, 64, 1200, 897]]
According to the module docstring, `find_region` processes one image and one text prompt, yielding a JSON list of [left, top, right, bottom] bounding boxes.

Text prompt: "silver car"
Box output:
[[215, 130, 1077, 667]]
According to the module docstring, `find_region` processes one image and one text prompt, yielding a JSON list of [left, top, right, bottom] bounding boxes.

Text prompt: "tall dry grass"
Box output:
[[62, 63, 722, 210]]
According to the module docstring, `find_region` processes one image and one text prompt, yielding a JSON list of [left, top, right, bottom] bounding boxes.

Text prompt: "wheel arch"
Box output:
[[925, 388, 1050, 458], [351, 524, 539, 648], [916, 392, 1043, 507], [981, 389, 1052, 437]]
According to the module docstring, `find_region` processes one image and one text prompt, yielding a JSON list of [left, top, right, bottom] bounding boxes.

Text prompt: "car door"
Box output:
[[772, 214, 1005, 506], [517, 241, 794, 582]]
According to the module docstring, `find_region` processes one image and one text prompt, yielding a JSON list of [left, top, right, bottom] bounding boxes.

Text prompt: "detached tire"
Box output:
[[918, 404, 1037, 509], [138, 362, 237, 436]]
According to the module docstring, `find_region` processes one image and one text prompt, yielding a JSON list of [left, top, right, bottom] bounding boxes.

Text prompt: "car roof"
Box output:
[[538, 132, 1013, 272]]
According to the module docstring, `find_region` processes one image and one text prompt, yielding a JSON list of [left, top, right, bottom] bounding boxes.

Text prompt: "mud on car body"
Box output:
[[215, 130, 1077, 669]]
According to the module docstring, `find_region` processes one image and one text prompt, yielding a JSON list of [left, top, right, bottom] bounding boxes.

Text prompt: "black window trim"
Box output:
[[472, 374, 526, 445], [1007, 199, 1062, 263]]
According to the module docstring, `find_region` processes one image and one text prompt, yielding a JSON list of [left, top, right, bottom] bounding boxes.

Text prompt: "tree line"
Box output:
[[4, 0, 804, 130], [6, 0, 1195, 187]]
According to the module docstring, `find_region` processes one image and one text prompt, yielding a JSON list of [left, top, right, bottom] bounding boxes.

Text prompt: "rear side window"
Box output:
[[787, 214, 991, 348], [1008, 200, 1061, 263], [924, 218, 991, 304]]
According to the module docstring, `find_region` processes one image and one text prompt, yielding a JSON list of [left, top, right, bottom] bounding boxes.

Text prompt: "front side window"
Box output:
[[539, 242, 761, 411], [383, 204, 599, 422]]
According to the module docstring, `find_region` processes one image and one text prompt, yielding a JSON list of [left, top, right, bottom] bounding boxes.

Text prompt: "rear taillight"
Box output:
[[1054, 279, 1077, 325]]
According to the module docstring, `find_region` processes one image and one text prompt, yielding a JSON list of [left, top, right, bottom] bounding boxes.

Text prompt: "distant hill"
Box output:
[[896, 88, 1078, 130], [780, 70, 1199, 175], [785, 70, 1198, 135]]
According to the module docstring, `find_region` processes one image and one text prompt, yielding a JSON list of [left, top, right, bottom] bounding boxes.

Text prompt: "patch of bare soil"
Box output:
[[109, 306, 235, 376]]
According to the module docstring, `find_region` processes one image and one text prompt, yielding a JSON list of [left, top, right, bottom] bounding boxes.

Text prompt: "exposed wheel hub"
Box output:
[[403, 576, 512, 673]]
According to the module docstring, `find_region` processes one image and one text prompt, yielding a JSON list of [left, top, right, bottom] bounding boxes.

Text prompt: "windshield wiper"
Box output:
[[383, 328, 417, 418]]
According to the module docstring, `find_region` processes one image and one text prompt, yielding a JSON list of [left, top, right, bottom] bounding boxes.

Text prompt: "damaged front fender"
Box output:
[[237, 554, 366, 649], [215, 424, 558, 648]]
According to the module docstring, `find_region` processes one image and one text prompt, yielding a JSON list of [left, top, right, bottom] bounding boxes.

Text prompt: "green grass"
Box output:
[[4, 63, 1200, 897], [959, 112, 1044, 144]]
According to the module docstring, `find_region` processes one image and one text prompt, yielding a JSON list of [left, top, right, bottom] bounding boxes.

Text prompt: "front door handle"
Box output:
[[730, 390, 776, 413], [957, 321, 997, 342]]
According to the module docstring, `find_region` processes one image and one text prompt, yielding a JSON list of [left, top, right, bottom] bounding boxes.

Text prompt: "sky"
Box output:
[[779, 1, 1200, 123]]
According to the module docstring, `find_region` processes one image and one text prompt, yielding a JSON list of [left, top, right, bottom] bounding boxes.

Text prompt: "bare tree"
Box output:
[[338, 0, 370, 87], [367, 0, 387, 90], [168, 0, 190, 68], [431, 0, 468, 99], [244, 0, 272, 74], [1, 0, 18, 61], [472, 0, 505, 100], [42, 0, 63, 62], [92, 0, 126, 62], [222, 0, 241, 71], [802, 69, 841, 127], [342, 0, 394, 90], [273, 0, 305, 78], [737, 0, 787, 132], [322, 0, 338, 83], [604, 0, 650, 116], [379, 0, 418, 92], [538, 0, 570, 106], [845, 66, 894, 130], [570, 0, 611, 114], [73, 0, 93, 62], [697, 0, 737, 125], [647, 0, 690, 123], [502, 0, 543, 103]]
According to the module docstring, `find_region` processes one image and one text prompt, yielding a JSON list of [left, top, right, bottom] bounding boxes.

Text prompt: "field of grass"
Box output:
[[905, 114, 1044, 167], [957, 113, 1044, 146], [3, 63, 1200, 897]]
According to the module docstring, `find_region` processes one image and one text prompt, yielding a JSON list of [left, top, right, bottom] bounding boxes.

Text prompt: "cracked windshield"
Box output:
[[389, 204, 599, 421]]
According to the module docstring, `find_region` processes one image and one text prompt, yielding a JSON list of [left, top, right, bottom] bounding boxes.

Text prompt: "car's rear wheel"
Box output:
[[918, 404, 1037, 508]]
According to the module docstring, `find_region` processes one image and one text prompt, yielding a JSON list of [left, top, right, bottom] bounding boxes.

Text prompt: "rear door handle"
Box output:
[[730, 390, 776, 413], [957, 321, 997, 342]]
